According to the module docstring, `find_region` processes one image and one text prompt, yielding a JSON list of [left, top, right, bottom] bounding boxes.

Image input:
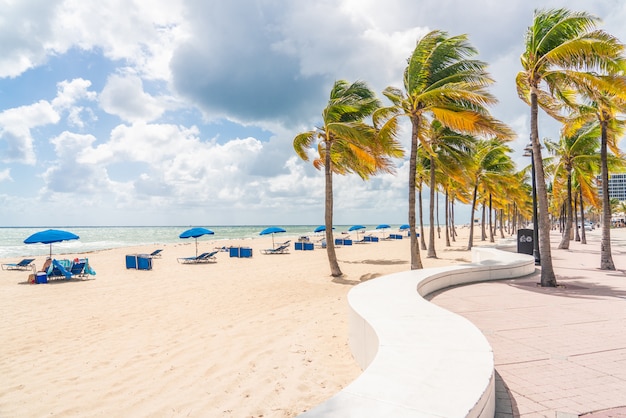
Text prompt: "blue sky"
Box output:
[[1, 0, 625, 227]]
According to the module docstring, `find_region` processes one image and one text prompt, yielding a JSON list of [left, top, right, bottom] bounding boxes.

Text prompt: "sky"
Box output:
[[1, 0, 626, 227]]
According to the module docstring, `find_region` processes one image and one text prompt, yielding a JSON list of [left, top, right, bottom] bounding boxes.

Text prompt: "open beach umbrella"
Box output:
[[399, 224, 410, 231], [24, 229, 80, 258], [314, 225, 334, 233], [376, 224, 390, 238], [260, 226, 286, 247], [349, 225, 366, 240], [179, 227, 215, 257]]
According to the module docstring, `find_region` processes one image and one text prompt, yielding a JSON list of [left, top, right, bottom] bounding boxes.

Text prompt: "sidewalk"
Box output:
[[430, 228, 626, 417]]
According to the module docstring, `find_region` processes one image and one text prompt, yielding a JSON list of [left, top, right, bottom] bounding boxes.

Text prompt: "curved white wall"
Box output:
[[300, 247, 535, 417]]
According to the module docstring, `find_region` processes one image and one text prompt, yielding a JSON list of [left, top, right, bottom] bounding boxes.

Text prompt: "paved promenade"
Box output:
[[430, 228, 626, 417]]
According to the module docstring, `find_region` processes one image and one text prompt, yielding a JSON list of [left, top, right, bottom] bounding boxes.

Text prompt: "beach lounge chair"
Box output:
[[149, 249, 163, 258], [177, 251, 218, 264], [261, 242, 290, 255], [69, 259, 91, 278], [2, 258, 36, 271], [48, 259, 74, 280]]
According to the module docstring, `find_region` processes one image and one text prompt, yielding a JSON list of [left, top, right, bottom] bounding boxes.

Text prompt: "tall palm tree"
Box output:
[[423, 120, 476, 258], [294, 80, 403, 277], [567, 81, 626, 269], [545, 123, 601, 249], [415, 147, 429, 251], [516, 8, 624, 284], [383, 30, 513, 269], [466, 138, 515, 250]]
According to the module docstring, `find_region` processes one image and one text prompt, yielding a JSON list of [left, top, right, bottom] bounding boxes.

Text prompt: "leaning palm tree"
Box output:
[[545, 122, 601, 249], [383, 30, 514, 269], [423, 120, 476, 258], [466, 138, 515, 250], [294, 80, 404, 277], [415, 149, 429, 251], [516, 8, 625, 284], [566, 81, 626, 269]]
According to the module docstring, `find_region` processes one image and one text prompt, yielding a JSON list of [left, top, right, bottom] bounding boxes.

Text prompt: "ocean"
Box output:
[[0, 225, 398, 259]]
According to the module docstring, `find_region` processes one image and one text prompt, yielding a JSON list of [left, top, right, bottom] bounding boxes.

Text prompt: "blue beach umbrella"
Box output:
[[376, 224, 391, 238], [260, 226, 286, 247], [179, 227, 215, 257], [399, 224, 410, 230], [314, 225, 334, 233], [348, 225, 366, 240], [348, 225, 366, 231], [24, 229, 80, 258]]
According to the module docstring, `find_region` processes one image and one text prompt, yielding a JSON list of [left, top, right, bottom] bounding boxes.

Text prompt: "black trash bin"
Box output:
[[517, 229, 534, 255]]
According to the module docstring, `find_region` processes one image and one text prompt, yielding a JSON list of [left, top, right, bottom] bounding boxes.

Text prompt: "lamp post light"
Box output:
[[524, 143, 541, 265]]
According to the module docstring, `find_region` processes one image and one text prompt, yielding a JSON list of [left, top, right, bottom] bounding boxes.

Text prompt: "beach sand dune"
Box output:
[[0, 226, 482, 417]]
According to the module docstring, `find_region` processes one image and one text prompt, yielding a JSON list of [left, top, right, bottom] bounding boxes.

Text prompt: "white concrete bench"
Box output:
[[300, 247, 535, 417]]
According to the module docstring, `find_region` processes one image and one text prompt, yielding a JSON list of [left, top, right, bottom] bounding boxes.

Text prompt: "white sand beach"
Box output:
[[1, 227, 483, 417]]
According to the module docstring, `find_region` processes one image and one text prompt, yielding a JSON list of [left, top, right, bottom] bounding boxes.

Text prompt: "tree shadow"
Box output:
[[506, 268, 626, 301], [341, 259, 408, 266]]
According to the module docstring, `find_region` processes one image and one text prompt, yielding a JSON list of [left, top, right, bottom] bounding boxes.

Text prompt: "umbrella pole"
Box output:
[[195, 238, 198, 257]]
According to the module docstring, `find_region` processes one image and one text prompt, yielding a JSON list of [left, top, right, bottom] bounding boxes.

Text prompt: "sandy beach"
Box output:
[[1, 226, 484, 417]]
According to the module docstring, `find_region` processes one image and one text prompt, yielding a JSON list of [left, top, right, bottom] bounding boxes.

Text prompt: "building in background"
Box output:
[[598, 173, 626, 201]]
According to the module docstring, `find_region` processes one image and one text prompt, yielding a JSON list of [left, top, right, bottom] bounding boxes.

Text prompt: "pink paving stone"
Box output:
[[431, 229, 626, 417]]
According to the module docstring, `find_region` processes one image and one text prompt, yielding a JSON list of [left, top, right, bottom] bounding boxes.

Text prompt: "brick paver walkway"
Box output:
[[430, 229, 626, 417]]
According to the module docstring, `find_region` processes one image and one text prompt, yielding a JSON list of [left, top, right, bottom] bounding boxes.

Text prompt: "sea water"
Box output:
[[0, 225, 388, 259]]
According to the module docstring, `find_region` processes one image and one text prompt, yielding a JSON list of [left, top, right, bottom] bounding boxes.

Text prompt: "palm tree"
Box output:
[[423, 120, 476, 258], [415, 149, 429, 251], [466, 138, 515, 250], [545, 123, 601, 250], [568, 83, 626, 269], [516, 8, 625, 284], [383, 30, 513, 269], [294, 80, 403, 277]]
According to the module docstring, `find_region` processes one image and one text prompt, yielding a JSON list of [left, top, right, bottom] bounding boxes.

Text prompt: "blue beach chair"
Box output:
[[1, 258, 35, 271]]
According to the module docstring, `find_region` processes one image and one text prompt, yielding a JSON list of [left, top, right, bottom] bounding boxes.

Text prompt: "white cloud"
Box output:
[[0, 100, 60, 164], [51, 0, 188, 81], [0, 168, 12, 183], [99, 74, 168, 123]]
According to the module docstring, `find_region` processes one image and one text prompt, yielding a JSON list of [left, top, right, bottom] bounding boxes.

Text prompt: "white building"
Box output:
[[598, 173, 626, 201]]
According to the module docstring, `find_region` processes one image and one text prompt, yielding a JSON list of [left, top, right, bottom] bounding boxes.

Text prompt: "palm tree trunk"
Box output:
[[489, 194, 494, 243], [600, 120, 615, 270], [324, 149, 342, 276], [436, 191, 441, 239], [409, 117, 423, 270], [574, 194, 580, 242], [481, 202, 486, 241], [418, 187, 427, 250], [451, 199, 457, 242], [500, 208, 506, 239], [531, 90, 557, 287], [427, 155, 437, 258], [445, 190, 450, 247], [558, 172, 573, 249], [580, 189, 587, 245], [467, 182, 478, 250]]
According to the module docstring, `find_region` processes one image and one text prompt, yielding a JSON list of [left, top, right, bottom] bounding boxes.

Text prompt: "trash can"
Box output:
[[517, 229, 534, 255]]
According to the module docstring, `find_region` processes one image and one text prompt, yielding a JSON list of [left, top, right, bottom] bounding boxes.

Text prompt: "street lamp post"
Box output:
[[524, 143, 541, 265]]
